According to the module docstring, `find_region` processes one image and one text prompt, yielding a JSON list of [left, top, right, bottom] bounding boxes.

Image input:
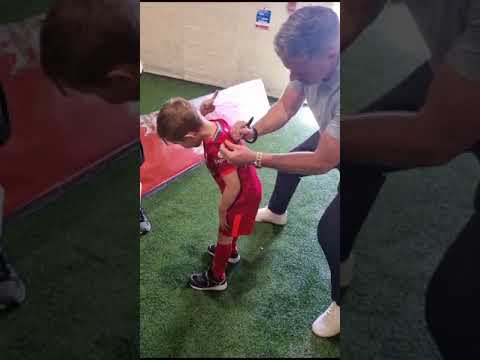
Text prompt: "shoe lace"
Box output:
[[205, 270, 213, 285], [206, 269, 222, 284], [325, 303, 337, 317]]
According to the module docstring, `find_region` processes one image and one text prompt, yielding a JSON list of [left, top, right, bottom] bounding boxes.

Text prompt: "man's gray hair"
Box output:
[[274, 6, 339, 62]]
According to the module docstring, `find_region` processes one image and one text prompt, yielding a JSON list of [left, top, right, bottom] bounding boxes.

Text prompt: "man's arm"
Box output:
[[342, 64, 480, 168], [341, 0, 387, 51], [221, 131, 339, 175], [261, 131, 339, 174], [232, 83, 305, 141], [255, 84, 305, 136]]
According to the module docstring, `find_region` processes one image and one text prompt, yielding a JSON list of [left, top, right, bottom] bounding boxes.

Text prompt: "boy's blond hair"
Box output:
[[156, 97, 203, 142]]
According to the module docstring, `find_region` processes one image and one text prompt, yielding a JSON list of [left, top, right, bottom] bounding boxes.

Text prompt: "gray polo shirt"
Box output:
[[404, 0, 480, 80], [287, 61, 340, 140]]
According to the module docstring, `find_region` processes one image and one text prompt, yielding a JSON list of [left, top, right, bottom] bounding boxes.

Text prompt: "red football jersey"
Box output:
[[203, 118, 262, 237]]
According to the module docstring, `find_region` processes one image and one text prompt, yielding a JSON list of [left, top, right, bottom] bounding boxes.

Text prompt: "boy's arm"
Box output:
[[218, 168, 241, 231], [200, 90, 219, 116], [219, 168, 241, 211]]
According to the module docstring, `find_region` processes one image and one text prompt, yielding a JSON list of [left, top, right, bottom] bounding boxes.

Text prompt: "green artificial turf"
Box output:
[[342, 3, 480, 360], [140, 75, 340, 357], [1, 151, 139, 360]]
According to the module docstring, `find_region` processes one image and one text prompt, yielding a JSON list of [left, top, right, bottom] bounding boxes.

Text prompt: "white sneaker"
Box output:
[[255, 207, 288, 225], [312, 302, 340, 337], [340, 253, 355, 288]]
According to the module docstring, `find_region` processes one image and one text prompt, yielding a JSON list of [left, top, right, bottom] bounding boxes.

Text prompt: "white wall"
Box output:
[[140, 2, 339, 98]]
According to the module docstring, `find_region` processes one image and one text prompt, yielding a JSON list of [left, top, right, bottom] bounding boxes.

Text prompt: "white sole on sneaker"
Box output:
[[312, 323, 340, 338], [189, 282, 228, 291], [207, 248, 240, 264], [311, 302, 340, 337], [255, 208, 288, 225]]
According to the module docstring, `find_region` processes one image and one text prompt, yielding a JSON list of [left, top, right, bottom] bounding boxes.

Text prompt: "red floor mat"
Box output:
[[0, 15, 137, 216], [140, 79, 270, 196]]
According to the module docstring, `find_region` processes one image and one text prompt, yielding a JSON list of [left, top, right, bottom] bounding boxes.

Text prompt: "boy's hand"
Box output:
[[200, 90, 219, 116], [140, 115, 157, 135], [218, 207, 230, 232], [231, 121, 255, 142]]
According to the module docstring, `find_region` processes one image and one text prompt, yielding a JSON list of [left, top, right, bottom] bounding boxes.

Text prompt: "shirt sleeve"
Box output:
[[445, 2, 480, 81], [287, 80, 305, 93], [325, 89, 340, 140], [219, 165, 237, 177]]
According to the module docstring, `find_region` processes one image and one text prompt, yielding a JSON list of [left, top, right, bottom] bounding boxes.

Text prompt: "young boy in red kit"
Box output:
[[156, 94, 262, 291]]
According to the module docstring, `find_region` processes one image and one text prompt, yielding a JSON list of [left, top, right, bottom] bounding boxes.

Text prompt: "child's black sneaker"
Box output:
[[0, 253, 26, 308], [140, 207, 151, 235], [207, 244, 240, 264], [189, 269, 227, 291]]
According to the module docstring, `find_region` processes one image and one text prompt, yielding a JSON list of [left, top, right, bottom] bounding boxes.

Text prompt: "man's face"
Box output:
[[284, 52, 337, 85]]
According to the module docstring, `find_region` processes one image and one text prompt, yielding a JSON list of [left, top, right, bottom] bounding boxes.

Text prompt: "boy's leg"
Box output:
[[211, 233, 233, 281], [190, 232, 231, 291], [231, 236, 239, 255], [267, 131, 320, 215], [207, 236, 240, 263]]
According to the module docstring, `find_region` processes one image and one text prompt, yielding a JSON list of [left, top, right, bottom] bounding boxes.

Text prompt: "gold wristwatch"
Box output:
[[253, 152, 263, 168]]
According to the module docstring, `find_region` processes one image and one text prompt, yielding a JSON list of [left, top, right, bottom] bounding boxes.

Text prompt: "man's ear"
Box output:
[[184, 132, 197, 140], [106, 64, 137, 81], [102, 64, 139, 103]]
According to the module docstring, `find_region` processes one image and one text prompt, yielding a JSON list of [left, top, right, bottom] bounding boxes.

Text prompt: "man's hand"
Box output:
[[231, 121, 255, 142], [200, 90, 219, 116], [220, 140, 256, 166], [221, 132, 339, 175]]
